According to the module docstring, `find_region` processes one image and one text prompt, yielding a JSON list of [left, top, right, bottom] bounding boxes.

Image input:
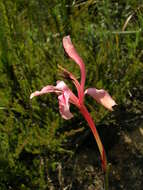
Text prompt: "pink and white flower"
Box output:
[[30, 36, 117, 172], [30, 36, 116, 119]]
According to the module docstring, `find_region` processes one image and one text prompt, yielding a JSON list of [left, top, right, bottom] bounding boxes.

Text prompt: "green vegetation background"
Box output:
[[0, 0, 143, 189]]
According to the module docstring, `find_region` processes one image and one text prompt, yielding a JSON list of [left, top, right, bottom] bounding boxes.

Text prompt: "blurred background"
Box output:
[[0, 0, 143, 189]]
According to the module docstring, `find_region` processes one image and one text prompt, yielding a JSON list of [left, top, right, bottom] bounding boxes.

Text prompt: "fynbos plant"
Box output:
[[30, 36, 116, 187]]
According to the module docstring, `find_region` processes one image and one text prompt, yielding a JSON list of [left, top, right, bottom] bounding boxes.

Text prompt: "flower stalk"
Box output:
[[80, 105, 107, 172]]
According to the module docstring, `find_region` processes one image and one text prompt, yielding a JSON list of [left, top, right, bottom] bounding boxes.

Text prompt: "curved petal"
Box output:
[[56, 80, 79, 107], [58, 90, 73, 120], [85, 88, 117, 111], [30, 81, 68, 99], [63, 36, 86, 94], [56, 81, 68, 91], [30, 85, 58, 99]]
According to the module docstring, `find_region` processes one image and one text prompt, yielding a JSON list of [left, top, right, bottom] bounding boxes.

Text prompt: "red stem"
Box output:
[[80, 105, 107, 172]]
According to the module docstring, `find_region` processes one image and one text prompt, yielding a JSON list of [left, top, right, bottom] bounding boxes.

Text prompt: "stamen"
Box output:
[[58, 64, 82, 102]]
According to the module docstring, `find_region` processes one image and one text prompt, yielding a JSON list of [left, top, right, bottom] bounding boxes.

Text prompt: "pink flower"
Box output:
[[30, 36, 117, 172], [30, 80, 79, 120]]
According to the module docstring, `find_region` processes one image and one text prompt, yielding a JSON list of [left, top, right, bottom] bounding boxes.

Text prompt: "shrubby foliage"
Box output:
[[0, 0, 143, 189]]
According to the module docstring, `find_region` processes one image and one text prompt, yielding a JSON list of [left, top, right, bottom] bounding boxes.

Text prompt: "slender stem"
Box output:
[[104, 164, 110, 190], [80, 105, 107, 172]]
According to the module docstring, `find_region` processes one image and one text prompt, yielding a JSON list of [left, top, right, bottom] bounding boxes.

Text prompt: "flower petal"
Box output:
[[85, 88, 117, 111], [30, 81, 69, 99], [56, 81, 68, 91], [30, 85, 57, 99], [56, 80, 79, 107], [58, 90, 73, 120], [63, 36, 86, 92]]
